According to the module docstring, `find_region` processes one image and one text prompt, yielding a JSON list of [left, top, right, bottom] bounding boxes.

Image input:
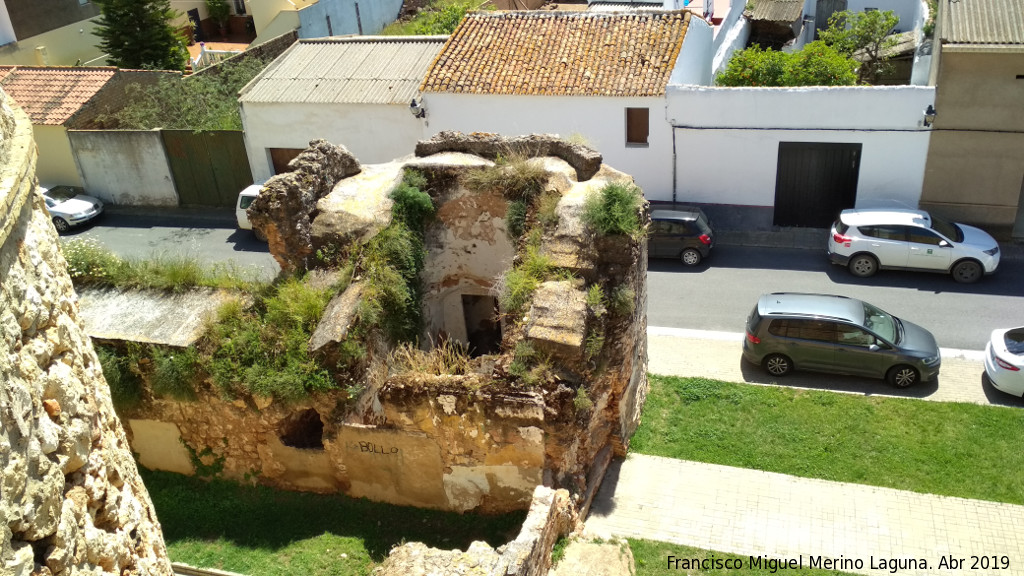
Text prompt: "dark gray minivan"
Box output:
[[649, 208, 714, 266], [742, 293, 941, 388]]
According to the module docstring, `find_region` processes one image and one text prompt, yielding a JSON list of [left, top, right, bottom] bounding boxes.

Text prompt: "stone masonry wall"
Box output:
[[0, 89, 172, 576]]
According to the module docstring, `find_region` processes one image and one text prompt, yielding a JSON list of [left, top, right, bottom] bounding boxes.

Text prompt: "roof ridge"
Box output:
[[300, 35, 449, 44], [4, 66, 118, 72]]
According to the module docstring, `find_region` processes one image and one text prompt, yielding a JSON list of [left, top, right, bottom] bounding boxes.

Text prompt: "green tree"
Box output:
[[781, 41, 858, 86], [715, 41, 856, 87], [383, 0, 488, 35], [94, 0, 189, 71], [107, 56, 269, 131], [205, 0, 232, 36], [818, 9, 901, 84]]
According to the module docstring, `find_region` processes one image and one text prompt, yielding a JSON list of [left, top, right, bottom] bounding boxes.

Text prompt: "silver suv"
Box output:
[[742, 293, 941, 388], [827, 209, 1000, 283]]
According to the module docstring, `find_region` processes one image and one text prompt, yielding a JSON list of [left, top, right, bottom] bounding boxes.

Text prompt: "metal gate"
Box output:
[[162, 130, 253, 207], [773, 142, 861, 228], [815, 0, 847, 37]]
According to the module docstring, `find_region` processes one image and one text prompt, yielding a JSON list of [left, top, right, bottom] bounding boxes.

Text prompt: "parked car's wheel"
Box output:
[[52, 217, 70, 233], [951, 259, 982, 284], [848, 254, 878, 278], [254, 228, 267, 242], [680, 248, 702, 266], [887, 364, 919, 388], [763, 353, 792, 377]]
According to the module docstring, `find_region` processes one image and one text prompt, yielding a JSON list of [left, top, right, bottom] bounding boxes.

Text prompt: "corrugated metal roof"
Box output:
[[749, 0, 804, 23], [239, 37, 447, 104], [420, 10, 690, 97], [944, 0, 1024, 45], [0, 67, 117, 125]]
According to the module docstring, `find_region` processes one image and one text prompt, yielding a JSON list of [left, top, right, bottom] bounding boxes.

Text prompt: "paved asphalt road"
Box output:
[[62, 211, 280, 282], [69, 213, 1024, 350], [649, 244, 1024, 351]]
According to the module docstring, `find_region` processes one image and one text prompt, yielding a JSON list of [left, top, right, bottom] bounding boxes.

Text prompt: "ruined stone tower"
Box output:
[[0, 90, 172, 575]]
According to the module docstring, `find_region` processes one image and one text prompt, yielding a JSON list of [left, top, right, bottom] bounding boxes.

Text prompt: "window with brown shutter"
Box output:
[[625, 108, 649, 146]]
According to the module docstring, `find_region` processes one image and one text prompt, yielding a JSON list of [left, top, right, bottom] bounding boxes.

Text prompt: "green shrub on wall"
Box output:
[[582, 182, 643, 236], [355, 169, 435, 345], [205, 276, 336, 400]]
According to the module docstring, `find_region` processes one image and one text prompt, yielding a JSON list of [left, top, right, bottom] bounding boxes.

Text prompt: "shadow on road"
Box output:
[[227, 229, 271, 253], [737, 356, 940, 400], [650, 245, 1024, 298], [93, 212, 235, 230]]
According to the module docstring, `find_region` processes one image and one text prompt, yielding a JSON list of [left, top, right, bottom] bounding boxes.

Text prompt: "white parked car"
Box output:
[[235, 184, 265, 241], [827, 208, 1000, 283], [40, 185, 103, 233], [984, 328, 1024, 397]]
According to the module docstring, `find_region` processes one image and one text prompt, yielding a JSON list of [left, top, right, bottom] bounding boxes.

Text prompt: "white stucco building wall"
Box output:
[[670, 15, 714, 85], [241, 102, 425, 182], [666, 85, 935, 210], [423, 93, 675, 200]]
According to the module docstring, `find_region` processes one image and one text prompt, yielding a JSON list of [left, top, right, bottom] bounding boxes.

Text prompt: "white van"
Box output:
[[235, 184, 265, 240]]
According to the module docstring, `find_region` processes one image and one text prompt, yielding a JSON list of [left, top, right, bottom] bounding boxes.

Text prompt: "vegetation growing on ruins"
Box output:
[[62, 237, 259, 291], [464, 153, 548, 200], [203, 276, 337, 400], [582, 182, 643, 237]]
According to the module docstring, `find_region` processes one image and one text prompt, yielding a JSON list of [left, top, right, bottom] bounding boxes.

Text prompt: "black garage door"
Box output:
[[773, 142, 861, 228]]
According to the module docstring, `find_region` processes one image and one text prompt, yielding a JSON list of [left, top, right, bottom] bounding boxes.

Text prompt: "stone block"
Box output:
[[525, 281, 587, 360]]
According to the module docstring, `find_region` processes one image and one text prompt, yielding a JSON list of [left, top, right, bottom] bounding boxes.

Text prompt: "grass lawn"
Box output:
[[632, 376, 1024, 504], [142, 469, 526, 576], [629, 539, 859, 576]]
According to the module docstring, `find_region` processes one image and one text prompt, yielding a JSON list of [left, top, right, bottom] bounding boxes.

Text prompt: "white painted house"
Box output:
[[666, 85, 935, 228], [238, 36, 445, 182], [419, 10, 714, 199], [664, 0, 938, 229]]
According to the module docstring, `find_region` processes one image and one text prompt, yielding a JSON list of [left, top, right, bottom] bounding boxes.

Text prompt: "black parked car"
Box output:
[[649, 208, 714, 266]]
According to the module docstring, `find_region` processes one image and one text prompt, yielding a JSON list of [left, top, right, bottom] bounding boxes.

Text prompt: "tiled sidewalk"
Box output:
[[586, 455, 1024, 576], [648, 327, 1024, 408]]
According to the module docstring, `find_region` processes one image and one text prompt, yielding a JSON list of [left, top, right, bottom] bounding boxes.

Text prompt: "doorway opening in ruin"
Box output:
[[462, 294, 502, 357], [278, 408, 324, 449]]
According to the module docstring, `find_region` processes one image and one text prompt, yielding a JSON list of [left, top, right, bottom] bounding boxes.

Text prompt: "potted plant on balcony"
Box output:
[[205, 0, 231, 39]]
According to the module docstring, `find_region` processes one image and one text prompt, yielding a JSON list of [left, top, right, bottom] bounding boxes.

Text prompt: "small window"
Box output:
[[835, 324, 876, 347], [791, 319, 835, 343], [79, 0, 90, 4], [859, 225, 905, 241], [908, 228, 943, 246], [651, 220, 673, 234], [768, 319, 790, 337], [625, 108, 649, 146]]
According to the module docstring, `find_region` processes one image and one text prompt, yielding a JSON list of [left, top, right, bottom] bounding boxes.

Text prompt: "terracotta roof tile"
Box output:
[[420, 10, 691, 97], [0, 67, 117, 125]]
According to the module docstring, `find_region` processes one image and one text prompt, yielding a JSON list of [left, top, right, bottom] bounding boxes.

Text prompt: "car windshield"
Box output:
[[863, 302, 899, 343], [239, 195, 256, 210], [695, 213, 712, 235], [929, 214, 963, 242], [45, 188, 78, 202], [1006, 329, 1024, 355]]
